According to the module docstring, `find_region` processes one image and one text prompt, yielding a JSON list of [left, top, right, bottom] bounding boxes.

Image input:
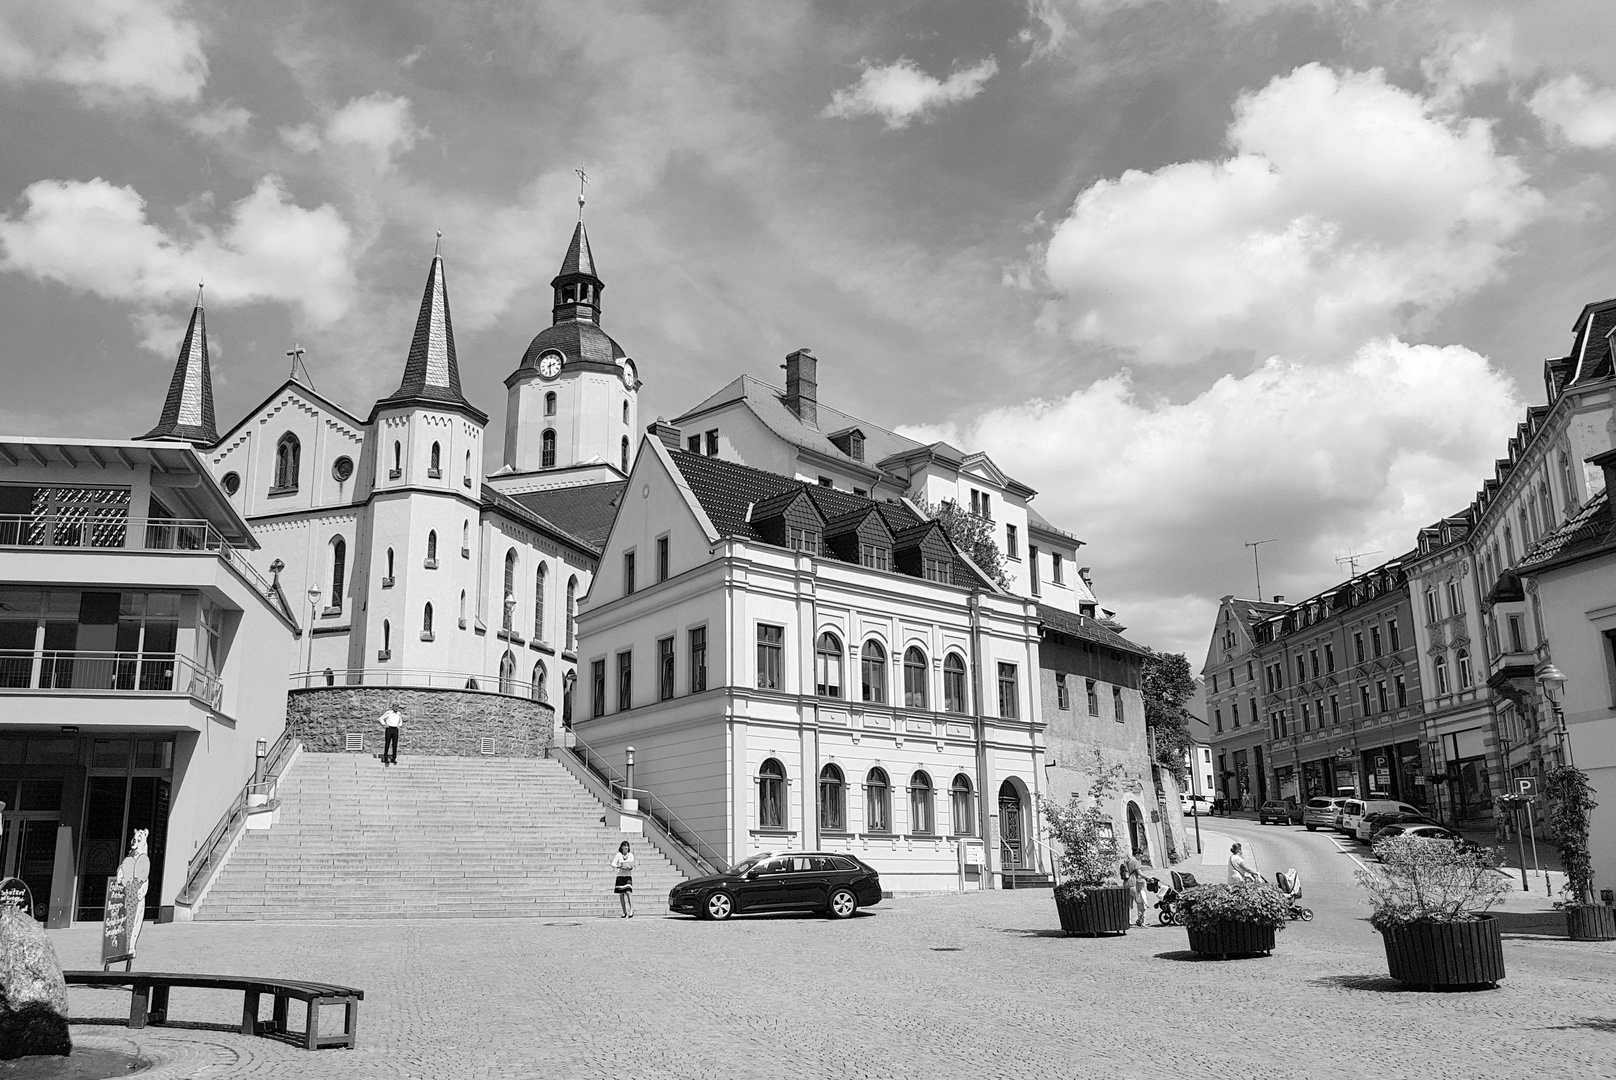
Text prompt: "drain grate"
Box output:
[[931, 947, 963, 952]]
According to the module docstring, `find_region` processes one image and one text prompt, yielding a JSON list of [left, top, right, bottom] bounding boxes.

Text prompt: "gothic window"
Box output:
[[500, 651, 516, 695], [815, 632, 843, 698], [422, 602, 434, 637], [534, 563, 547, 640], [273, 434, 300, 490], [459, 589, 466, 625], [542, 429, 556, 469], [943, 653, 967, 713], [758, 759, 786, 829], [503, 549, 518, 630], [533, 660, 548, 702], [328, 536, 345, 611], [621, 436, 629, 473], [622, 400, 629, 424], [382, 620, 390, 655], [860, 640, 887, 704], [909, 771, 934, 835], [426, 530, 437, 565], [565, 576, 577, 649], [385, 548, 395, 582], [462, 520, 469, 554], [903, 646, 928, 709], [429, 442, 441, 477], [951, 774, 975, 836], [545, 392, 556, 416], [392, 441, 402, 475], [819, 764, 845, 832]]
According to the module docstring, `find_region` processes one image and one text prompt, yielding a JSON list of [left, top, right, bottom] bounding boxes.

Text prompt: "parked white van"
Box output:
[[1339, 798, 1421, 841]]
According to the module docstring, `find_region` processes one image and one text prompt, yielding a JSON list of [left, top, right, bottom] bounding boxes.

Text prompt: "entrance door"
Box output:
[[1, 815, 60, 922], [1126, 802, 1148, 861], [998, 781, 1024, 870]]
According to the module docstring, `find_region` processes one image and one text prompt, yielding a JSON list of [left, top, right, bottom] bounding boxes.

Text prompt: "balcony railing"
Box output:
[[0, 515, 279, 597], [0, 649, 222, 707]]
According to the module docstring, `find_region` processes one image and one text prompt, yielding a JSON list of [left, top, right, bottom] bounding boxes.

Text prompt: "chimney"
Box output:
[[1272, 594, 1285, 603], [647, 416, 681, 451], [1589, 448, 1616, 496], [783, 349, 817, 427]]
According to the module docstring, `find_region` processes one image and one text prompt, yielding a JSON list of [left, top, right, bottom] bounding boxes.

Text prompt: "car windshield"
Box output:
[[729, 856, 769, 875]]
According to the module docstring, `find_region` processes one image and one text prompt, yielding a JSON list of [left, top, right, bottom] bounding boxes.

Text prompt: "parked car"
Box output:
[[1302, 796, 1348, 832], [1258, 800, 1292, 825], [1372, 823, 1482, 856], [1341, 799, 1422, 842], [1179, 794, 1211, 816], [669, 852, 883, 921], [1365, 812, 1445, 842]]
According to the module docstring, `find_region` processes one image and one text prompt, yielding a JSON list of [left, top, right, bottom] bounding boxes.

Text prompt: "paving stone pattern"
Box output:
[[44, 883, 1616, 1080], [196, 753, 683, 920]]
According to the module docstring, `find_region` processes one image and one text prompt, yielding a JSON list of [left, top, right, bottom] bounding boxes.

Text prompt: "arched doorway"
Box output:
[[1126, 801, 1149, 864], [998, 779, 1026, 870]]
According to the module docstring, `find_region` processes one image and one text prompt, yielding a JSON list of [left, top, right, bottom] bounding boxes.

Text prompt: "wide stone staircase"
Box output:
[[195, 753, 686, 920]]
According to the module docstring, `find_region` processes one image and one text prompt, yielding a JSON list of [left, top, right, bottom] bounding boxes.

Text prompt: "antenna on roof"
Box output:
[[1335, 549, 1381, 577], [1244, 538, 1277, 601]]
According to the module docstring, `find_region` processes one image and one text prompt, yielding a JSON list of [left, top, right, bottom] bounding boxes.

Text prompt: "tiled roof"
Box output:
[[517, 320, 627, 373], [1228, 597, 1288, 624], [1568, 298, 1616, 386], [1036, 603, 1151, 657], [1518, 488, 1614, 573], [559, 222, 597, 279], [375, 255, 486, 421], [503, 482, 627, 553], [666, 451, 991, 587], [138, 302, 217, 446]]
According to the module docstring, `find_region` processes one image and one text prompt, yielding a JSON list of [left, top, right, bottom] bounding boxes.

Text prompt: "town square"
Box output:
[[2, 2, 1616, 1078]]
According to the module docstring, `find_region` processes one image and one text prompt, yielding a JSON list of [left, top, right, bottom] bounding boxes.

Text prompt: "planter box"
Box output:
[[1564, 903, 1616, 941], [1185, 919, 1276, 958], [1054, 885, 1131, 937], [1381, 915, 1504, 990]]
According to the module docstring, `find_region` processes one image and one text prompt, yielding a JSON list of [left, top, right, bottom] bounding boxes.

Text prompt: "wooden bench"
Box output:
[[63, 970, 363, 1050]]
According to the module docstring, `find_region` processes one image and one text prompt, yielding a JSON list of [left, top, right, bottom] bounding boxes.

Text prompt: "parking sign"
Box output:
[[1516, 777, 1536, 798]]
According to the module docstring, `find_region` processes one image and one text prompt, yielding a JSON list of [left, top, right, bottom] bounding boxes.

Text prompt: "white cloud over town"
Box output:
[[821, 57, 998, 129], [0, 0, 207, 105], [1528, 75, 1616, 150]]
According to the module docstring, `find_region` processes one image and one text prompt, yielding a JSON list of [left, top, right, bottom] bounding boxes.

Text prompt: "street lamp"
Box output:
[[1538, 662, 1573, 768], [305, 585, 321, 688]]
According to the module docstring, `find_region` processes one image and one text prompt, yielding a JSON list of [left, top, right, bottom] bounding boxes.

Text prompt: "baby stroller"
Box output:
[[1275, 869, 1313, 921], [1152, 870, 1203, 926]]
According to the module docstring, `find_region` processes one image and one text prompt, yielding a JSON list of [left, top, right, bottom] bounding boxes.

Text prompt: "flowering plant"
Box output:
[[1040, 752, 1126, 902], [1173, 881, 1290, 931], [1357, 835, 1509, 931]]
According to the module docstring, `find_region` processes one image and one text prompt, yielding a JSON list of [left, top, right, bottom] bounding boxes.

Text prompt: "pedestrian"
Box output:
[[1120, 854, 1147, 927], [1227, 841, 1261, 885], [611, 840, 635, 918], [377, 701, 403, 766]]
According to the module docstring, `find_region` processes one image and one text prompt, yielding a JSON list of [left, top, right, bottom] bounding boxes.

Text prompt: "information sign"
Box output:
[[1515, 777, 1536, 798], [101, 877, 132, 967], [0, 876, 33, 914]]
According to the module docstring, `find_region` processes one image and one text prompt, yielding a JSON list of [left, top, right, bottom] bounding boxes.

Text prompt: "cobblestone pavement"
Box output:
[[40, 822, 1616, 1080]]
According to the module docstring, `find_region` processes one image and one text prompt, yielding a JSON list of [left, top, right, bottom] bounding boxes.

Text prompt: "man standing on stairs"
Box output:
[[378, 702, 404, 766]]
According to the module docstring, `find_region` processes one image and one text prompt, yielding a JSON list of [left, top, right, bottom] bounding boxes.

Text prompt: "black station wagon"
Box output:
[[669, 851, 883, 921]]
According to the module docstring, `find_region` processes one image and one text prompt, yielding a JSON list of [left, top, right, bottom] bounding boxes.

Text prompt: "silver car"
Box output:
[[1302, 796, 1347, 832]]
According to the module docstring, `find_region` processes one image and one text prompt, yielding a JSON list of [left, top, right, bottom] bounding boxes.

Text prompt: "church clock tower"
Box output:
[[503, 222, 640, 477]]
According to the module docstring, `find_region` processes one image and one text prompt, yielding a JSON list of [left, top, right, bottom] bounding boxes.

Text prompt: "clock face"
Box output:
[[621, 360, 636, 389], [537, 352, 562, 379]]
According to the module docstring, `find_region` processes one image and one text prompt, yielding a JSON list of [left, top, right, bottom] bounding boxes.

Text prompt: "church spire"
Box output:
[[551, 222, 604, 325], [137, 289, 217, 446], [375, 239, 482, 421]]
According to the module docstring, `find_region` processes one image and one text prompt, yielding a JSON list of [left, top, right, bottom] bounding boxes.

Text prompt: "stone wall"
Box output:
[[287, 687, 555, 757]]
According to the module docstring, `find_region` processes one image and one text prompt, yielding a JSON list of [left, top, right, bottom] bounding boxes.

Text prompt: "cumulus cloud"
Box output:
[[0, 176, 357, 330], [184, 103, 251, 139], [1042, 64, 1541, 365], [0, 0, 207, 105], [1528, 74, 1616, 149], [325, 93, 419, 163], [821, 56, 998, 129], [906, 338, 1524, 654]]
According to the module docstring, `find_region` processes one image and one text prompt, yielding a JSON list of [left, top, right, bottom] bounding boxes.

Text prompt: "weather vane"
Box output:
[[576, 168, 589, 220], [434, 230, 442, 257]]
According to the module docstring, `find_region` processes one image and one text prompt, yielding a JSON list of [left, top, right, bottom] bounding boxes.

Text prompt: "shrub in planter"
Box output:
[[1545, 766, 1615, 941], [1041, 755, 1131, 936], [1358, 835, 1510, 990], [1174, 881, 1288, 958]]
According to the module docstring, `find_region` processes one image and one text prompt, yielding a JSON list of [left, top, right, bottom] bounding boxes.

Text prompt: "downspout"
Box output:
[[968, 590, 994, 888]]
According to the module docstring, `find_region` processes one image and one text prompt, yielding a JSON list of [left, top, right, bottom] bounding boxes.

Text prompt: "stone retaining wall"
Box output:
[[287, 687, 555, 757]]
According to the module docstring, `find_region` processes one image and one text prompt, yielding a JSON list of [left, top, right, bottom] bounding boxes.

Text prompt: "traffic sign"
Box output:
[[1515, 777, 1536, 798], [1335, 747, 1352, 760]]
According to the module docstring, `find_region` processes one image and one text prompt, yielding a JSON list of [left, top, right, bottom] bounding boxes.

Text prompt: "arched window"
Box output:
[[274, 434, 300, 490], [860, 640, 887, 704], [909, 771, 934, 835], [622, 400, 629, 424], [500, 651, 516, 695], [422, 602, 434, 637], [328, 536, 345, 611], [943, 653, 967, 713], [392, 441, 402, 474], [503, 549, 518, 630], [565, 576, 577, 649], [1433, 654, 1450, 695], [430, 441, 441, 476], [466, 678, 480, 691], [465, 449, 472, 482], [621, 436, 630, 473], [903, 646, 928, 709], [1456, 648, 1472, 690], [814, 632, 842, 697], [542, 429, 556, 469], [459, 589, 466, 626], [1504, 525, 1515, 565], [534, 563, 547, 640], [544, 392, 556, 417], [1560, 451, 1576, 508], [386, 548, 395, 581], [426, 530, 438, 564], [819, 764, 845, 832], [864, 768, 890, 833], [758, 758, 786, 829], [462, 520, 469, 554], [533, 660, 548, 702], [382, 619, 391, 655], [951, 774, 975, 836]]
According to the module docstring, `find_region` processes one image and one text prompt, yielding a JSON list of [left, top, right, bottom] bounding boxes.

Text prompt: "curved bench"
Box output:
[[63, 970, 363, 1050]]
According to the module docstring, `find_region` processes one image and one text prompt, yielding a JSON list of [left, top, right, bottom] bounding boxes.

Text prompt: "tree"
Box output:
[[912, 497, 1012, 589], [1141, 649, 1195, 782]]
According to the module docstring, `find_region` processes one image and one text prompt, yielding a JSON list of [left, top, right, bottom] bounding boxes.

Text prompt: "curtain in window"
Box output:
[[759, 758, 786, 829], [909, 771, 933, 834], [950, 774, 974, 836], [815, 633, 842, 697], [819, 765, 845, 831], [943, 653, 966, 713], [903, 647, 927, 709], [865, 768, 890, 832], [861, 641, 886, 703]]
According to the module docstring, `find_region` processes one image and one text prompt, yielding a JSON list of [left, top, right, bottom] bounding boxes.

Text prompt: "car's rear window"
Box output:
[[829, 856, 858, 871], [1306, 798, 1333, 808]]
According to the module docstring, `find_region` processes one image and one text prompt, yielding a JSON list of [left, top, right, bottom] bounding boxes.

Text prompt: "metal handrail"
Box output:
[[564, 727, 727, 872], [0, 648, 222, 706], [176, 731, 298, 905], [289, 667, 553, 699]]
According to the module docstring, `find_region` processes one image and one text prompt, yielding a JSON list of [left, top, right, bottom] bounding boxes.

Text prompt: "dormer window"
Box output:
[[923, 557, 951, 584], [828, 427, 866, 462], [860, 543, 890, 571], [787, 526, 820, 554]]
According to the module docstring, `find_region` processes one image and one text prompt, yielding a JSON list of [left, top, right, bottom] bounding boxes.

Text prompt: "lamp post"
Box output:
[[305, 585, 321, 688], [624, 746, 635, 805], [254, 737, 268, 786], [1538, 662, 1573, 768]]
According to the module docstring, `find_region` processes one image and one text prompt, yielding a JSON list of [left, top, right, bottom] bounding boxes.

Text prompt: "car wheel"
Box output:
[[828, 887, 858, 920], [1300, 908, 1314, 922], [704, 891, 734, 921], [1305, 825, 1317, 832]]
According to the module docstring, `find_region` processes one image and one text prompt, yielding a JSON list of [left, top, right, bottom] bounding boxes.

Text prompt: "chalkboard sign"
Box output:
[[0, 876, 32, 915], [102, 877, 133, 968]]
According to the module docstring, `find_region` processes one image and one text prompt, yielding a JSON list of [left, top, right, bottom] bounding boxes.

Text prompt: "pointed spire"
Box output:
[[375, 242, 485, 422], [551, 222, 604, 326], [137, 289, 217, 446], [560, 221, 595, 278]]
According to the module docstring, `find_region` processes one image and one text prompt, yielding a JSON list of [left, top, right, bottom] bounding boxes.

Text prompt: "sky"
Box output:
[[3, 0, 1616, 662]]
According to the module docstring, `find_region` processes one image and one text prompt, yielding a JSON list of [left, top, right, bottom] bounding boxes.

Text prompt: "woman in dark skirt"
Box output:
[[611, 840, 635, 918]]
